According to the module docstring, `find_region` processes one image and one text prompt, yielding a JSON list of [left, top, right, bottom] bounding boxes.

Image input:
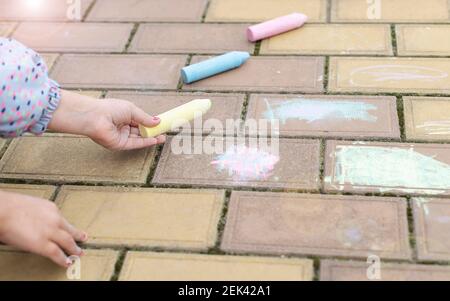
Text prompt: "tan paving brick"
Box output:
[[221, 191, 410, 259], [120, 252, 313, 281], [51, 54, 186, 89], [247, 94, 400, 139], [0, 0, 94, 21], [0, 184, 55, 199], [329, 57, 450, 94], [0, 134, 156, 184], [153, 137, 320, 190], [397, 25, 450, 56], [0, 139, 5, 150], [413, 197, 450, 261], [56, 186, 224, 250], [87, 0, 207, 22], [0, 249, 117, 281], [331, 0, 450, 23], [324, 141, 450, 196], [260, 24, 392, 55], [40, 53, 59, 70], [320, 260, 450, 281], [106, 91, 245, 135], [404, 97, 450, 142], [183, 56, 324, 93], [130, 23, 253, 54], [206, 0, 327, 23], [0, 23, 16, 36], [13, 22, 133, 53]]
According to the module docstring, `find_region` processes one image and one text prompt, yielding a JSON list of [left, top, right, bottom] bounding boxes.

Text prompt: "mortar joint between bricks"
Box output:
[[82, 0, 97, 22], [395, 95, 406, 141], [212, 188, 232, 250], [323, 56, 330, 92], [406, 197, 418, 261], [326, 0, 332, 23], [390, 24, 398, 57], [123, 23, 140, 53], [313, 258, 321, 281], [110, 249, 127, 281], [201, 0, 211, 23]]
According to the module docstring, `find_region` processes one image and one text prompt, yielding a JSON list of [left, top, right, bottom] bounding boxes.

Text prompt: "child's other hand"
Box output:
[[0, 191, 87, 268], [49, 90, 166, 151]]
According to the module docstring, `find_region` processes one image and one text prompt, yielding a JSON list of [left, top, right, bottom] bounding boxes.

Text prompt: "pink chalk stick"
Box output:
[[247, 13, 308, 42]]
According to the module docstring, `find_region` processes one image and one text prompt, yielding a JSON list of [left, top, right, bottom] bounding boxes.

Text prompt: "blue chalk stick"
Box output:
[[181, 51, 250, 84]]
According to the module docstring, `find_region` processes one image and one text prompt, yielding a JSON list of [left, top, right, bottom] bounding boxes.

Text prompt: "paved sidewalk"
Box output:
[[1, 0, 450, 281]]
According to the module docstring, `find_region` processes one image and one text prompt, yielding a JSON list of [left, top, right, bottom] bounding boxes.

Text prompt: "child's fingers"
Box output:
[[130, 105, 160, 128], [60, 218, 87, 242], [41, 242, 71, 268], [155, 135, 166, 144], [121, 135, 167, 150], [52, 230, 83, 257], [121, 137, 159, 150]]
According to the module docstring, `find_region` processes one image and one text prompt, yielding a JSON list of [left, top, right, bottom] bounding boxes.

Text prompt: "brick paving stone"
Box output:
[[246, 94, 400, 139], [221, 191, 410, 259], [51, 54, 186, 89], [324, 141, 450, 196], [0, 0, 94, 21], [331, 0, 450, 23], [260, 24, 392, 55], [56, 186, 224, 250], [413, 197, 450, 261], [205, 0, 327, 23], [0, 134, 156, 184], [403, 97, 450, 142], [0, 249, 118, 281], [397, 25, 450, 56], [130, 23, 253, 54], [329, 57, 450, 94], [0, 139, 5, 151], [40, 53, 59, 70], [119, 252, 313, 281], [87, 0, 207, 22], [320, 260, 450, 281], [0, 23, 16, 36], [106, 91, 245, 135], [0, 184, 55, 199], [13, 22, 133, 53], [183, 56, 324, 93], [152, 137, 320, 190]]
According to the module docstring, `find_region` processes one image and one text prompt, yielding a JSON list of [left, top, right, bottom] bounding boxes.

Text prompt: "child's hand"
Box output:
[[0, 191, 87, 268], [49, 90, 166, 151], [83, 98, 166, 151]]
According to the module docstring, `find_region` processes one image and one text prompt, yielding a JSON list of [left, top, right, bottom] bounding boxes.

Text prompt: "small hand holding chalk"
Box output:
[[86, 98, 166, 151], [48, 90, 166, 151]]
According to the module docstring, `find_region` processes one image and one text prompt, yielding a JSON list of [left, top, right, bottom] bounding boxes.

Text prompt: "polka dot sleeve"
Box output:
[[0, 38, 61, 138]]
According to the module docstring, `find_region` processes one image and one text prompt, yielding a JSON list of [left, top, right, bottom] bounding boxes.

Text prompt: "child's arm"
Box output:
[[0, 38, 165, 267], [0, 37, 165, 149]]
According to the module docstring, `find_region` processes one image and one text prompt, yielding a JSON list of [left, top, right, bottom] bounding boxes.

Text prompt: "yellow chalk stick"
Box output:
[[139, 99, 212, 138]]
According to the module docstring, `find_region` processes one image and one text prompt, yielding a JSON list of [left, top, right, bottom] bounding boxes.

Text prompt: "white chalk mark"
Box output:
[[263, 98, 378, 124], [416, 120, 450, 135], [350, 64, 448, 86], [332, 146, 450, 194]]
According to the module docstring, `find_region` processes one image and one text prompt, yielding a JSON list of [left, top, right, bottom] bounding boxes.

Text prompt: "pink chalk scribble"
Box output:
[[211, 146, 279, 181]]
